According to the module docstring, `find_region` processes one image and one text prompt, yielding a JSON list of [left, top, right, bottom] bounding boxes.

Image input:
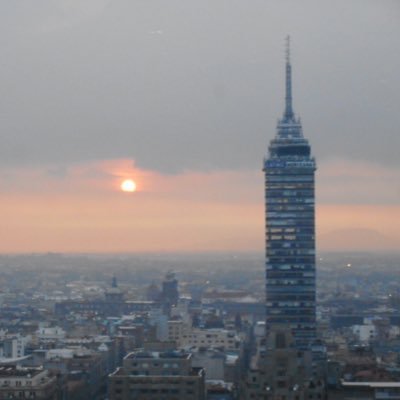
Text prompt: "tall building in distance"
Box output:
[[162, 271, 179, 308], [242, 39, 325, 400], [263, 37, 317, 350]]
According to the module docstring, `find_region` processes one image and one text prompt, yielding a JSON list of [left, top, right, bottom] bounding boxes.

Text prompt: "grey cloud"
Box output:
[[0, 0, 399, 172]]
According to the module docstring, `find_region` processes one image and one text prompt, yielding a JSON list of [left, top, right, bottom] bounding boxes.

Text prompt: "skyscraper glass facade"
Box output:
[[263, 43, 316, 350]]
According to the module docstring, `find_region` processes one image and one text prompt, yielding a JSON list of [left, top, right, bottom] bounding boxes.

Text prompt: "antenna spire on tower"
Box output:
[[286, 35, 290, 64], [284, 35, 295, 122]]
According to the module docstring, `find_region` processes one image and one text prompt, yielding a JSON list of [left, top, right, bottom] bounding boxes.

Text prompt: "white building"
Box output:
[[0, 333, 30, 359], [36, 326, 66, 341], [352, 324, 376, 343], [254, 321, 266, 338]]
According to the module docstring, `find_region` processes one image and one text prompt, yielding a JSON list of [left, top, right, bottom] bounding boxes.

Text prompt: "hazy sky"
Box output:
[[0, 1, 399, 253]]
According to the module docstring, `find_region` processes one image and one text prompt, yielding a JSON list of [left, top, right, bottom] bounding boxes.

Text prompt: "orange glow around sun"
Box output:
[[121, 179, 137, 192]]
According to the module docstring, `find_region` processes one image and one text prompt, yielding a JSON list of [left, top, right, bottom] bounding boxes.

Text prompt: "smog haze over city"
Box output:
[[0, 0, 399, 254]]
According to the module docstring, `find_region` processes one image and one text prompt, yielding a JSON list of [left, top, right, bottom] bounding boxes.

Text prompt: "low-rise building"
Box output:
[[109, 350, 206, 400], [36, 326, 66, 342], [351, 324, 377, 343], [168, 325, 241, 351], [0, 366, 60, 400], [329, 381, 400, 399], [0, 332, 30, 359]]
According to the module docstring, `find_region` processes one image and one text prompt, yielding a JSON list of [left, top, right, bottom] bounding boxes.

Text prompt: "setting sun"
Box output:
[[121, 179, 137, 192]]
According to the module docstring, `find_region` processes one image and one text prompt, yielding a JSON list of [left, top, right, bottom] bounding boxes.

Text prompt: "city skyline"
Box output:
[[0, 1, 399, 253]]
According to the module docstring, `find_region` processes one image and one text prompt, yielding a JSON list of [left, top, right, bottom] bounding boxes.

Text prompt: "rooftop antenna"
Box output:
[[286, 35, 291, 64], [284, 35, 294, 121]]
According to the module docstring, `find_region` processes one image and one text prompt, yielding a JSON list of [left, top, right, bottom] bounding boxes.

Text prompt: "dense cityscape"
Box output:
[[1, 2, 399, 400], [0, 252, 399, 399]]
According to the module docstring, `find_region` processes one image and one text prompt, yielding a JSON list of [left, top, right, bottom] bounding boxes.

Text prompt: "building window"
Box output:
[[276, 333, 286, 349]]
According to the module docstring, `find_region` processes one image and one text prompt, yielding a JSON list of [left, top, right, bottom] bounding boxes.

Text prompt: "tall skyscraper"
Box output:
[[263, 37, 316, 350]]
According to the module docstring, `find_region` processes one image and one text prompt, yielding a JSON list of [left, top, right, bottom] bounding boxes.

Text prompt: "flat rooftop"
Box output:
[[0, 366, 43, 378], [110, 366, 204, 377], [342, 380, 400, 388], [125, 351, 191, 360]]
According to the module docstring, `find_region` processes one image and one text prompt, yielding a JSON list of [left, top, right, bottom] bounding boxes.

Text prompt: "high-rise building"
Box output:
[[263, 37, 316, 350], [242, 38, 324, 400], [161, 271, 179, 308]]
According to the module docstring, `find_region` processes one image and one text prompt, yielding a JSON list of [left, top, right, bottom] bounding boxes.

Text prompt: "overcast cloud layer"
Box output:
[[0, 0, 399, 172]]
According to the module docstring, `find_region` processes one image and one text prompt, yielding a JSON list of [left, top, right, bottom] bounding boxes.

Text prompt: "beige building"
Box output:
[[167, 322, 240, 351], [167, 320, 191, 345], [109, 350, 205, 400]]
